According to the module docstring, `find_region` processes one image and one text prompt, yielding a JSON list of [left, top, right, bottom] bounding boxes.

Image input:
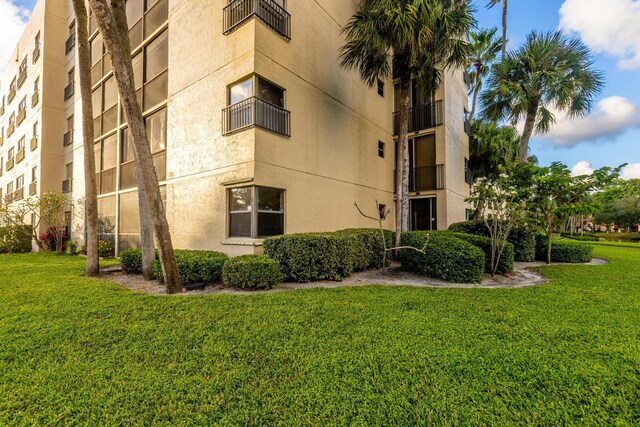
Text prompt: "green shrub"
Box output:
[[120, 248, 143, 274], [263, 233, 361, 282], [535, 236, 593, 263], [449, 220, 536, 262], [336, 228, 394, 270], [0, 243, 8, 254], [560, 232, 601, 242], [222, 255, 282, 290], [98, 240, 113, 257], [152, 250, 229, 285], [398, 231, 485, 283], [0, 225, 32, 253], [66, 240, 79, 255], [447, 232, 514, 274]]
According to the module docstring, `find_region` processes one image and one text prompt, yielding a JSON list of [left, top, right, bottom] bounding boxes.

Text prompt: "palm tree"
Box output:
[[88, 0, 183, 294], [480, 31, 604, 163], [71, 0, 99, 276], [340, 0, 473, 246], [468, 120, 519, 182], [487, 0, 508, 58], [467, 27, 501, 120]]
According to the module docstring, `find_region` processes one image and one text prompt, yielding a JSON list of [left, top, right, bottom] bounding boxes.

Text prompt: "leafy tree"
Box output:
[[487, 0, 508, 58], [340, 0, 473, 247], [467, 27, 501, 120], [594, 179, 640, 229], [88, 0, 183, 293], [480, 31, 604, 162], [468, 120, 519, 182]]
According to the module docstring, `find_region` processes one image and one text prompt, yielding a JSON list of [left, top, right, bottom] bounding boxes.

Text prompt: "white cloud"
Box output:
[[560, 0, 640, 70], [0, 0, 30, 75], [538, 96, 640, 146], [571, 161, 595, 177], [621, 163, 640, 179]]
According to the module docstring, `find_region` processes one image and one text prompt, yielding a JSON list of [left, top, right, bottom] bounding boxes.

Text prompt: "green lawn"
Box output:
[[1, 245, 639, 425], [598, 232, 640, 242]]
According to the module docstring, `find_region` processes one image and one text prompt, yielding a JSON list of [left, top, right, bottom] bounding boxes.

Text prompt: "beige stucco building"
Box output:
[[2, 0, 472, 256]]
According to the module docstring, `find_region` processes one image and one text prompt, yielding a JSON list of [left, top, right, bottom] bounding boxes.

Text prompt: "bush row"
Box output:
[[0, 225, 32, 253], [398, 231, 485, 283], [151, 250, 229, 285], [560, 232, 601, 242], [535, 237, 593, 263], [263, 228, 393, 282], [448, 220, 536, 262], [447, 231, 515, 275]]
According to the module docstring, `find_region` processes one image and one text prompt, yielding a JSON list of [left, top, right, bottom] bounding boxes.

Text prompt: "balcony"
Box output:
[[65, 33, 76, 54], [464, 118, 471, 135], [0, 104, 4, 115], [32, 91, 39, 107], [5, 192, 13, 204], [0, 135, 3, 146], [64, 82, 74, 100], [6, 157, 14, 171], [465, 167, 473, 185], [29, 181, 37, 196], [17, 109, 26, 126], [16, 148, 25, 163], [63, 130, 73, 146], [223, 0, 291, 40], [14, 188, 24, 202], [8, 87, 16, 103], [393, 100, 443, 135], [17, 71, 27, 89], [62, 178, 73, 193], [222, 97, 291, 137], [7, 123, 15, 137], [30, 135, 38, 151]]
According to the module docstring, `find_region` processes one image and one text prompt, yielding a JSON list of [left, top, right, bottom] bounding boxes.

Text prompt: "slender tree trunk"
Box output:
[[519, 100, 538, 163], [71, 0, 99, 277], [501, 0, 508, 58], [469, 62, 482, 120], [89, 0, 183, 294], [546, 219, 553, 265], [395, 78, 411, 249]]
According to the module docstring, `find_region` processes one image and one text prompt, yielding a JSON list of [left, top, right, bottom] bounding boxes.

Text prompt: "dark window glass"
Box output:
[[146, 109, 167, 153], [257, 187, 282, 211], [378, 141, 385, 158], [257, 77, 284, 107], [228, 186, 284, 238], [145, 0, 168, 38], [257, 213, 283, 238]]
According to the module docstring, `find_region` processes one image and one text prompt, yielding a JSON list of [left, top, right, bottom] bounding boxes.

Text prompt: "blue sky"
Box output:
[[2, 0, 639, 177]]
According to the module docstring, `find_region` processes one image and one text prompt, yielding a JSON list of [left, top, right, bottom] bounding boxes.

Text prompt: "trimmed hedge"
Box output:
[[152, 250, 229, 285], [449, 220, 536, 262], [222, 255, 282, 290], [535, 236, 593, 263], [263, 233, 359, 282], [0, 243, 8, 254], [0, 225, 32, 253], [447, 232, 514, 274], [337, 228, 394, 270], [560, 232, 601, 242], [398, 231, 485, 283], [120, 248, 144, 274]]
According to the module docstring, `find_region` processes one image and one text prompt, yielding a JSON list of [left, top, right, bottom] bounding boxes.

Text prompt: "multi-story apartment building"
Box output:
[[3, 0, 472, 256], [0, 0, 71, 240]]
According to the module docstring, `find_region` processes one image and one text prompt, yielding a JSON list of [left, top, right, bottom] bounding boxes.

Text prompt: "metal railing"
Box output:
[[32, 45, 40, 63], [17, 71, 27, 88], [222, 96, 290, 136], [62, 178, 73, 193], [29, 181, 37, 196], [465, 167, 473, 185], [64, 82, 74, 100], [6, 157, 14, 171], [17, 109, 26, 125], [7, 123, 15, 137], [8, 87, 16, 103], [223, 0, 291, 40], [16, 148, 25, 163], [464, 118, 471, 135], [393, 100, 443, 135], [395, 164, 445, 193], [65, 33, 76, 54], [30, 136, 38, 151], [63, 130, 73, 146], [14, 188, 24, 201], [32, 91, 39, 107]]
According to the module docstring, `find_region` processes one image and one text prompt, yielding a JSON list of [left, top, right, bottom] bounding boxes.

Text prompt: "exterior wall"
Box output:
[[0, 0, 69, 239]]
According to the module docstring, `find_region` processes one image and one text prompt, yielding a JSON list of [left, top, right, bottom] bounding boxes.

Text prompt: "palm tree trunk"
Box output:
[[469, 63, 482, 120], [501, 0, 508, 58], [71, 0, 99, 277], [395, 79, 411, 249], [519, 101, 538, 163], [89, 0, 183, 294]]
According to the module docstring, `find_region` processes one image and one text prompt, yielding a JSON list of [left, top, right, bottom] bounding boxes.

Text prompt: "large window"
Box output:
[[117, 187, 166, 251], [92, 76, 118, 137], [127, 0, 168, 50], [98, 196, 116, 256], [95, 134, 117, 194], [228, 186, 284, 238]]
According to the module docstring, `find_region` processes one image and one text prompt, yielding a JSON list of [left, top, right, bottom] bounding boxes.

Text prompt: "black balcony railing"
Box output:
[[64, 82, 74, 100], [65, 33, 76, 54], [223, 0, 291, 40], [393, 100, 443, 135], [464, 118, 471, 135], [395, 164, 445, 193], [63, 130, 73, 146], [62, 178, 73, 193], [222, 97, 290, 137], [465, 167, 473, 185]]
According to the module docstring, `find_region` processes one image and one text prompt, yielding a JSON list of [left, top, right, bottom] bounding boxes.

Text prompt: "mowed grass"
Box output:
[[1, 246, 639, 426]]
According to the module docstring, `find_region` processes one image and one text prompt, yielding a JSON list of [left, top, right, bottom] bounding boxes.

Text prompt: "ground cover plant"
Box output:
[[0, 244, 639, 425]]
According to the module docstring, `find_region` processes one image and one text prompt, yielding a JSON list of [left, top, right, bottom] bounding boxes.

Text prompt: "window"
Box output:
[[378, 141, 385, 158], [224, 75, 290, 136], [97, 196, 116, 253], [228, 186, 284, 238], [33, 32, 41, 62], [127, 0, 168, 50], [18, 137, 25, 151], [32, 77, 40, 106], [64, 211, 72, 237], [90, 33, 111, 84], [95, 134, 117, 194], [7, 182, 13, 197], [16, 175, 24, 189], [142, 30, 168, 110], [64, 162, 74, 193], [464, 158, 473, 185], [66, 21, 76, 54], [378, 204, 387, 220], [33, 121, 38, 137], [64, 115, 74, 146], [66, 162, 73, 180], [65, 68, 75, 100], [377, 79, 384, 97], [8, 77, 17, 102], [32, 166, 37, 182], [18, 57, 27, 88]]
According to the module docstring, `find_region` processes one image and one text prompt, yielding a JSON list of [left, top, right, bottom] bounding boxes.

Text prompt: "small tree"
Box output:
[[467, 173, 523, 275]]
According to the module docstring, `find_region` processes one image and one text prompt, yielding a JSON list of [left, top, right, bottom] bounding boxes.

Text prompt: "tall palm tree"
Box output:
[[480, 31, 604, 163], [468, 120, 519, 182], [340, 0, 473, 246], [467, 27, 501, 120], [487, 0, 508, 58], [89, 0, 183, 294]]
